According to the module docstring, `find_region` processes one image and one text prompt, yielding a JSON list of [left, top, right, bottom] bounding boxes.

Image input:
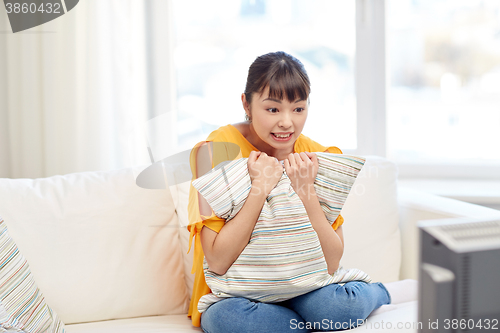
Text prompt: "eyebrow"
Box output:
[[262, 98, 305, 103]]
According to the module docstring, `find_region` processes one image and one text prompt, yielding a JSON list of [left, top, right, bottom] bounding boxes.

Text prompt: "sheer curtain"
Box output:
[[0, 0, 156, 178]]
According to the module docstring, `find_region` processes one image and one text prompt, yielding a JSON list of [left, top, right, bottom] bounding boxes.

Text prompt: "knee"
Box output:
[[201, 297, 308, 333], [333, 282, 375, 315], [201, 298, 252, 333], [311, 298, 369, 332], [303, 283, 375, 326]]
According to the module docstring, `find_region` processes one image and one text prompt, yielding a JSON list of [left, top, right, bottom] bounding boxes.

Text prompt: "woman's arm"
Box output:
[[200, 188, 266, 276], [300, 194, 344, 274], [198, 148, 283, 275], [284, 152, 344, 274]]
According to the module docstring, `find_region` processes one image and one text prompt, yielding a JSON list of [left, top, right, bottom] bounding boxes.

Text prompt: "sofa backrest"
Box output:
[[340, 156, 401, 282], [0, 167, 189, 325], [0, 155, 401, 325]]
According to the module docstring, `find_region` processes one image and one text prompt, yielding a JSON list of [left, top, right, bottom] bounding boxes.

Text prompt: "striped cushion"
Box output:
[[192, 153, 371, 313], [0, 216, 65, 333]]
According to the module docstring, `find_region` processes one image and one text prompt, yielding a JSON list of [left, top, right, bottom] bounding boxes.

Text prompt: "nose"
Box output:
[[278, 112, 293, 129]]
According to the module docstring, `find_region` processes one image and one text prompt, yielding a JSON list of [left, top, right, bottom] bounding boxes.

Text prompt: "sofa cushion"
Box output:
[[0, 167, 189, 324], [0, 216, 65, 333], [64, 303, 418, 333], [66, 314, 202, 333]]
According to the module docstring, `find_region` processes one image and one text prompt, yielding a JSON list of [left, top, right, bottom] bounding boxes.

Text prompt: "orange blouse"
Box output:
[[186, 124, 344, 327]]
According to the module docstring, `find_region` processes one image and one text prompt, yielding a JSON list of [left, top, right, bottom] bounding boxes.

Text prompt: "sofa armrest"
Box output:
[[397, 186, 500, 280]]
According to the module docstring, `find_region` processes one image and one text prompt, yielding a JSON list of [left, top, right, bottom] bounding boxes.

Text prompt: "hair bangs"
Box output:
[[265, 65, 310, 102], [244, 52, 311, 107]]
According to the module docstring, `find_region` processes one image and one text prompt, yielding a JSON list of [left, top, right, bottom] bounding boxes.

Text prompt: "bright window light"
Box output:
[[171, 0, 356, 151], [387, 0, 500, 163]]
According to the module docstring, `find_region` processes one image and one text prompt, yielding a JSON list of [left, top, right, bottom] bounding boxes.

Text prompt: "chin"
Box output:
[[268, 139, 294, 150]]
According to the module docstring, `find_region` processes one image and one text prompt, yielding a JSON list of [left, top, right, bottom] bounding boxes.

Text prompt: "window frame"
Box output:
[[350, 0, 387, 158]]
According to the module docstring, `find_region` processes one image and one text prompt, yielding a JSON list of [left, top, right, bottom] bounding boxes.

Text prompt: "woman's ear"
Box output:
[[241, 93, 251, 119], [241, 93, 249, 111]]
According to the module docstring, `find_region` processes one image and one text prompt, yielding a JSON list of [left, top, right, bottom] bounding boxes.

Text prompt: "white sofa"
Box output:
[[1, 156, 499, 333]]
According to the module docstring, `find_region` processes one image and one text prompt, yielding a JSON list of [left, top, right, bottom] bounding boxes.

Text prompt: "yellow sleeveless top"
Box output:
[[186, 124, 344, 327]]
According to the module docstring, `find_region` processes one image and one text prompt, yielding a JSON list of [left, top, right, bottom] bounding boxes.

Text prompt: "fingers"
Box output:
[[248, 150, 261, 164], [300, 152, 313, 164], [249, 151, 282, 172], [250, 151, 318, 170], [286, 152, 312, 165], [311, 153, 318, 166], [254, 151, 269, 163], [283, 158, 290, 172], [305, 152, 318, 165], [286, 153, 298, 167], [252, 151, 316, 166], [293, 153, 303, 165], [257, 152, 281, 167]]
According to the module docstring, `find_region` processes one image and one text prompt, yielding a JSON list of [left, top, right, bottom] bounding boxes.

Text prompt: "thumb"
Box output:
[[248, 151, 261, 164], [306, 152, 318, 164]]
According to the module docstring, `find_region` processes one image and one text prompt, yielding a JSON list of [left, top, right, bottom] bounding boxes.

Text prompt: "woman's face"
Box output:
[[243, 86, 308, 157]]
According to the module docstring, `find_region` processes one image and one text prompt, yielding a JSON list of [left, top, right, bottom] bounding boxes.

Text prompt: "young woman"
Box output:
[[187, 51, 392, 332]]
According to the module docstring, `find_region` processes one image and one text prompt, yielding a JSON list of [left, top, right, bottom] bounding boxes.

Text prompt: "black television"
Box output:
[[418, 217, 500, 332]]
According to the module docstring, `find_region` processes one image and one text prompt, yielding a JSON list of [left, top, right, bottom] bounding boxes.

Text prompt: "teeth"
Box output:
[[274, 133, 291, 138]]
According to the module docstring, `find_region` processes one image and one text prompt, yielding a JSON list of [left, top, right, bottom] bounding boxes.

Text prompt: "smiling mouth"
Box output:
[[271, 133, 293, 139]]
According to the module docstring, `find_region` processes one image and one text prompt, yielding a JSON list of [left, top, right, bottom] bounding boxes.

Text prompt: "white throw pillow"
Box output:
[[0, 167, 189, 324]]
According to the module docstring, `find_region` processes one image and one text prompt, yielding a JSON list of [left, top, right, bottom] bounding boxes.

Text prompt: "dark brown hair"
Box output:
[[244, 51, 311, 109]]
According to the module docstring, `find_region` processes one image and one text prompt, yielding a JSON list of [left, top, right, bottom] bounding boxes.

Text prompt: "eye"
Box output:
[[294, 107, 305, 113], [267, 108, 279, 113]]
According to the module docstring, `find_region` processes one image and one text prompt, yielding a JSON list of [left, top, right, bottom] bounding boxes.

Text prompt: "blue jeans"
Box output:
[[200, 281, 391, 333]]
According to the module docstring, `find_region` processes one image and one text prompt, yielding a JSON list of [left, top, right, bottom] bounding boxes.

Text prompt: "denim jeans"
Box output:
[[200, 281, 391, 333]]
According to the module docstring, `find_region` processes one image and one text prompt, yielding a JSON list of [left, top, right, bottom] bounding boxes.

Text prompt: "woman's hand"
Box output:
[[284, 152, 318, 200], [247, 151, 283, 196]]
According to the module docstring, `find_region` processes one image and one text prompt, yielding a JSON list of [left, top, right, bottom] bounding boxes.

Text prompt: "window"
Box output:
[[387, 0, 500, 164], [171, 0, 356, 152], [164, 0, 500, 180]]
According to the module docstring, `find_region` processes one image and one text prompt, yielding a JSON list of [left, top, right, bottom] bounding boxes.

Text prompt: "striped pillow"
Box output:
[[192, 152, 371, 313], [0, 216, 65, 333]]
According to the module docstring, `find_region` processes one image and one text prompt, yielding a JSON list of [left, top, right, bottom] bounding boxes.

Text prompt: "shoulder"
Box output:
[[205, 124, 236, 142], [295, 133, 343, 154], [190, 124, 244, 167], [231, 122, 250, 137]]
